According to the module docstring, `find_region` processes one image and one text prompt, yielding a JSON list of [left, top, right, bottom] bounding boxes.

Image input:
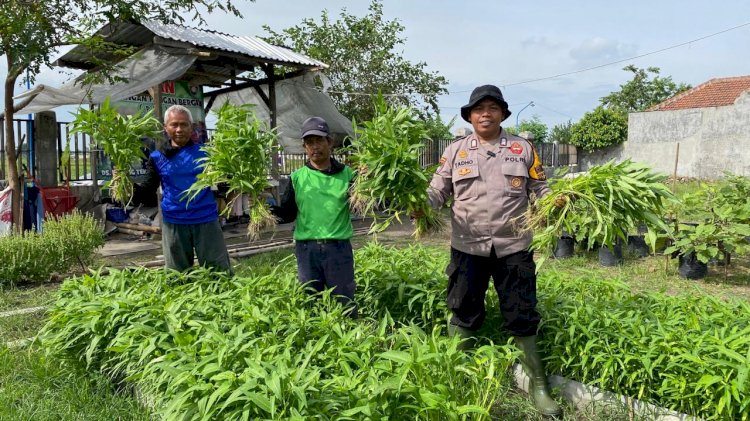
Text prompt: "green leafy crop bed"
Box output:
[[41, 244, 516, 420], [38, 243, 750, 420]]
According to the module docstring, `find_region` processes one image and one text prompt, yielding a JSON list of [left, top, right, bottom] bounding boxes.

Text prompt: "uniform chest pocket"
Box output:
[[503, 166, 528, 197], [452, 165, 479, 200]]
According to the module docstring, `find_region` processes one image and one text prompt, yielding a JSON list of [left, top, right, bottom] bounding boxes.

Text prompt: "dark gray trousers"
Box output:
[[161, 219, 232, 273], [295, 239, 357, 317]]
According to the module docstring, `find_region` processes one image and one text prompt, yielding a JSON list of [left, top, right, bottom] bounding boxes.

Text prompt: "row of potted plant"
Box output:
[[531, 166, 750, 279]]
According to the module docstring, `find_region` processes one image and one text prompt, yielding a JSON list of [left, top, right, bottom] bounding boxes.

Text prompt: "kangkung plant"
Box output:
[[39, 243, 750, 419], [184, 103, 278, 240], [538, 270, 750, 421], [524, 159, 675, 268], [70, 97, 161, 206], [348, 95, 444, 238], [41, 244, 516, 420]]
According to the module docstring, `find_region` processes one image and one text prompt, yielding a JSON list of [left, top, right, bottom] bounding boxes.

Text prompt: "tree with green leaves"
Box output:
[[0, 0, 244, 229], [600, 65, 691, 113], [549, 120, 573, 144], [569, 106, 628, 152], [503, 116, 548, 143], [423, 114, 455, 141], [262, 0, 448, 123]]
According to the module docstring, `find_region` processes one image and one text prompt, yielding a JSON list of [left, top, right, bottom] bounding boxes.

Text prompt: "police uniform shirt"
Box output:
[[427, 130, 551, 258]]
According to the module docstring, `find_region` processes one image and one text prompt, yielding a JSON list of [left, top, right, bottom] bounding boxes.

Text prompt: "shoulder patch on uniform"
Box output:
[[518, 137, 536, 149]]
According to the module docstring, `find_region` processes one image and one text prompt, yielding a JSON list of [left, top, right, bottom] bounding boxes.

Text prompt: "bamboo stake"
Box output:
[[114, 222, 161, 233], [671, 143, 680, 194], [116, 227, 146, 236], [667, 143, 680, 272]]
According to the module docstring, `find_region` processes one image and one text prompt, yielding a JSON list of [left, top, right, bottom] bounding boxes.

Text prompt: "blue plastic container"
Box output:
[[106, 207, 129, 223]]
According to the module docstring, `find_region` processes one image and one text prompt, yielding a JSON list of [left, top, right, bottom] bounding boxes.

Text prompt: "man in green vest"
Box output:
[[271, 117, 357, 317]]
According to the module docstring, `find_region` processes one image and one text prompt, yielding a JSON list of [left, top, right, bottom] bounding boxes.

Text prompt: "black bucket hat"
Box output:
[[460, 85, 511, 122]]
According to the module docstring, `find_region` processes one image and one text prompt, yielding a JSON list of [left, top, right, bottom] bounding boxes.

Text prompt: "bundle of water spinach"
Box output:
[[184, 103, 278, 239], [525, 159, 675, 267], [348, 96, 444, 237]]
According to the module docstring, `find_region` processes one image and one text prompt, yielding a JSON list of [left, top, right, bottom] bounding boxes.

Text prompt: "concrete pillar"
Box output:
[[33, 111, 58, 187], [518, 131, 535, 142]]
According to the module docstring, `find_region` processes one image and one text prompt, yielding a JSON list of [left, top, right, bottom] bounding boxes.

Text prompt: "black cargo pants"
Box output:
[[446, 247, 540, 336]]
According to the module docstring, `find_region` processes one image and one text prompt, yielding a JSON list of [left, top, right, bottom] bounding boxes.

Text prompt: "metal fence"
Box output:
[[277, 138, 454, 175], [3, 119, 577, 184], [536, 142, 578, 168], [57, 121, 93, 183]]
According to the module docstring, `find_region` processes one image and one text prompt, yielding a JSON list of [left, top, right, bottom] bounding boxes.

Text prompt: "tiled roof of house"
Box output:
[[648, 75, 750, 111]]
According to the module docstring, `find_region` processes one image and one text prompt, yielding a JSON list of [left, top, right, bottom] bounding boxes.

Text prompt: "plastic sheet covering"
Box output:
[[212, 72, 353, 153], [0, 186, 11, 236], [12, 46, 196, 115]]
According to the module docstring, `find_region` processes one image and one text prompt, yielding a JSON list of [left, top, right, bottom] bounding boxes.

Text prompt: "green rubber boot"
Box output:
[[447, 323, 475, 350], [514, 335, 562, 418]]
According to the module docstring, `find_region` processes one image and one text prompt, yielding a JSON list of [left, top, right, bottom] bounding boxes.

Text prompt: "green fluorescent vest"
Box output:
[[291, 166, 354, 240]]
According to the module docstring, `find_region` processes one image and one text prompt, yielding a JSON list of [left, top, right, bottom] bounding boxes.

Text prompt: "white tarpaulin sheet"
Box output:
[[212, 73, 353, 153], [13, 46, 196, 115], [0, 186, 12, 236]]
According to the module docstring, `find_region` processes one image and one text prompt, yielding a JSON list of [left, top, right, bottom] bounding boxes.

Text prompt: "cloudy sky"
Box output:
[[3, 0, 749, 131]]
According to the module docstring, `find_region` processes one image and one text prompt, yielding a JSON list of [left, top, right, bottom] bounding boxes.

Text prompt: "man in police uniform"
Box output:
[[427, 85, 562, 417]]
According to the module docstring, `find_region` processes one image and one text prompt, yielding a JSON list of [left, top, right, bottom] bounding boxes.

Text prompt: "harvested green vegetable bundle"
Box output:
[[524, 159, 675, 268], [70, 97, 161, 206], [184, 103, 278, 239], [349, 96, 444, 237]]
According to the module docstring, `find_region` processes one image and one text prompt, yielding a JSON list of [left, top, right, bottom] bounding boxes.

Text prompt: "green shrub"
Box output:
[[666, 174, 750, 265], [569, 106, 628, 152], [43, 210, 105, 269], [0, 210, 103, 285], [0, 232, 65, 284]]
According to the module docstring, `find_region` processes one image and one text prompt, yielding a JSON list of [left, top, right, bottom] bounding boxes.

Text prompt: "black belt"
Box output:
[[299, 239, 347, 244]]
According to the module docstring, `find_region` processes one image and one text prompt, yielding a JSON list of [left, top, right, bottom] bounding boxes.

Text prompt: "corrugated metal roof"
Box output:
[[143, 21, 327, 69], [55, 21, 327, 70]]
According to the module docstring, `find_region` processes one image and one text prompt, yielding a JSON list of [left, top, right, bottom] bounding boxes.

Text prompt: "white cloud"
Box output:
[[569, 37, 638, 66]]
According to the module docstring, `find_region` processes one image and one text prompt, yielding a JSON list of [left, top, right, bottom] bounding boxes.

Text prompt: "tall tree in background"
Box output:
[[549, 120, 573, 144], [263, 0, 449, 123], [0, 0, 244, 229], [570, 65, 689, 152], [600, 65, 691, 112], [504, 116, 548, 143]]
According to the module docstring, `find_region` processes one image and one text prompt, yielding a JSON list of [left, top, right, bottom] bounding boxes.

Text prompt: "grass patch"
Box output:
[[0, 346, 151, 421], [545, 251, 750, 302], [0, 284, 58, 312], [0, 312, 47, 343]]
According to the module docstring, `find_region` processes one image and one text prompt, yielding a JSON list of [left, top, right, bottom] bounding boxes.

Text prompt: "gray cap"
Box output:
[[301, 116, 330, 139]]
